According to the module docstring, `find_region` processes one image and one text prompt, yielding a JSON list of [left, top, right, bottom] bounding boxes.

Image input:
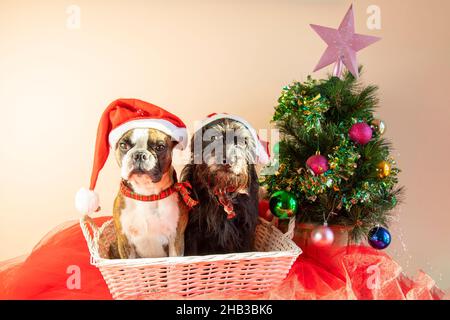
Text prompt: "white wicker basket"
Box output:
[[80, 216, 301, 299]]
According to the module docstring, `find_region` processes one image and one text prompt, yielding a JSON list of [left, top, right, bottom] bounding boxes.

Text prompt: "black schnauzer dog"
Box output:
[[181, 116, 262, 255]]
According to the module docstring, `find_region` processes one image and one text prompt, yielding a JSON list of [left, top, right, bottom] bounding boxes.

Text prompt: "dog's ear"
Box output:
[[169, 140, 178, 151]]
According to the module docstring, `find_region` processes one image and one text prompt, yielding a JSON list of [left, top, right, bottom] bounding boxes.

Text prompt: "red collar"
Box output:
[[120, 180, 198, 208]]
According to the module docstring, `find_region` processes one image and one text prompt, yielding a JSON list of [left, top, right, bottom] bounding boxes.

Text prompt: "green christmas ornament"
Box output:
[[269, 190, 299, 219]]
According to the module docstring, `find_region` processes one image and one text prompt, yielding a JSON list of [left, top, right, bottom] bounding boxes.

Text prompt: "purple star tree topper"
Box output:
[[310, 5, 381, 78]]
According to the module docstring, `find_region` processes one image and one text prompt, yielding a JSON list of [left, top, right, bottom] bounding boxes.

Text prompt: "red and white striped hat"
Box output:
[[201, 113, 270, 165], [75, 98, 188, 215]]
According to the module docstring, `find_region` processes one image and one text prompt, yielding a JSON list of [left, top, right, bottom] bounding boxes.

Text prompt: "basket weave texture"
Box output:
[[80, 216, 301, 299]]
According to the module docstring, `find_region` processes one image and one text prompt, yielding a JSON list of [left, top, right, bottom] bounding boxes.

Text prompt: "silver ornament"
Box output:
[[371, 119, 386, 135]]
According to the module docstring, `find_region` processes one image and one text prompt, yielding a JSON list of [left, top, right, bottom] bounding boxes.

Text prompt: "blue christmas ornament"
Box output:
[[368, 226, 391, 250]]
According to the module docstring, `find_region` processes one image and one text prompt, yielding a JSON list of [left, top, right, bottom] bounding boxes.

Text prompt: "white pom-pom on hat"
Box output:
[[75, 188, 99, 215]]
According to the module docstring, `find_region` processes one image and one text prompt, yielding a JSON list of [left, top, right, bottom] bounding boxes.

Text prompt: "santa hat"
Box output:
[[201, 113, 270, 165], [75, 98, 188, 215]]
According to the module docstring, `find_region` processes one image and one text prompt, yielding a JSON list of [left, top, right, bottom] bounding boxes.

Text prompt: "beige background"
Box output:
[[0, 0, 449, 291]]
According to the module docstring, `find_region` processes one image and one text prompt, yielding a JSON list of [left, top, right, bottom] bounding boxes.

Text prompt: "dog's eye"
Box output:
[[155, 144, 166, 152], [211, 135, 217, 141], [119, 142, 130, 151]]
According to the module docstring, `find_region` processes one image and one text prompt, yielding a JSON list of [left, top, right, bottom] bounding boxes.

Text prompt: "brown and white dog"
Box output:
[[111, 128, 189, 259], [76, 99, 193, 259]]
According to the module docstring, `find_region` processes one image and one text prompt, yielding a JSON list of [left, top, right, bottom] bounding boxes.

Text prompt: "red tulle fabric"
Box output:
[[0, 216, 446, 300]]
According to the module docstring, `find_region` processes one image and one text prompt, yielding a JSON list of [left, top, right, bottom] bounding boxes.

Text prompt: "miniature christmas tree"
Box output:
[[262, 5, 401, 248], [263, 68, 403, 245]]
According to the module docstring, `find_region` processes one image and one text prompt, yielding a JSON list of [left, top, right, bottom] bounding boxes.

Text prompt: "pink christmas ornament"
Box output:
[[311, 225, 334, 247], [310, 4, 381, 78], [349, 122, 373, 145], [306, 154, 329, 175]]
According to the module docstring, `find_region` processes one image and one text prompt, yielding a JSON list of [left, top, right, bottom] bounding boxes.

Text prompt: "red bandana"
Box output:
[[215, 190, 236, 220], [120, 180, 198, 209]]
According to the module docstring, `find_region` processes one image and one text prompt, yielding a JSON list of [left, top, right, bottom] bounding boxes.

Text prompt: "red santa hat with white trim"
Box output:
[[201, 113, 270, 165], [75, 98, 188, 215]]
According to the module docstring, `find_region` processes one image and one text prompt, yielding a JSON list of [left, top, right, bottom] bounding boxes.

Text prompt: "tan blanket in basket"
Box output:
[[97, 222, 118, 259]]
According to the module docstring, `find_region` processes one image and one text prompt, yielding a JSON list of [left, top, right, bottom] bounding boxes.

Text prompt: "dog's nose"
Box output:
[[133, 152, 148, 162]]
